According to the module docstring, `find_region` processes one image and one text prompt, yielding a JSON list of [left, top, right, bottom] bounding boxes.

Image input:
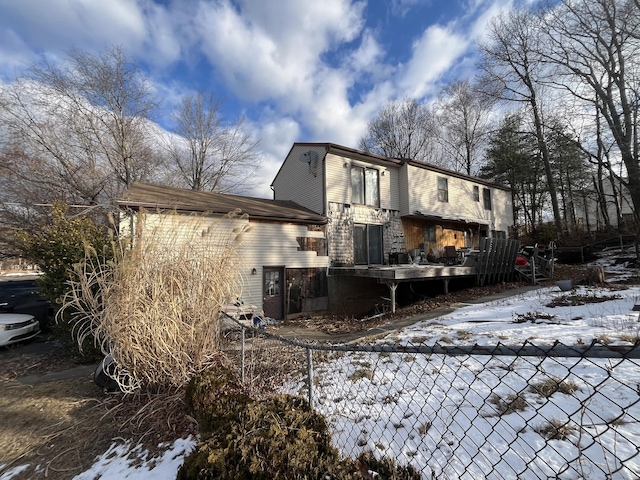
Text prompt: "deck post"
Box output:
[[387, 281, 398, 313], [443, 278, 450, 294]]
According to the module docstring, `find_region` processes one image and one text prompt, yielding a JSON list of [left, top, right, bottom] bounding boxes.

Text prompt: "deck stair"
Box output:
[[515, 247, 554, 284]]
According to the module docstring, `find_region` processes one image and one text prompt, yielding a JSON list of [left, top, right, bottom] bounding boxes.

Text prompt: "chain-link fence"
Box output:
[[220, 316, 640, 480]]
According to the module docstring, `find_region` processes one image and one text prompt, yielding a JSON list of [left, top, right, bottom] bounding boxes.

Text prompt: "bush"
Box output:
[[15, 201, 113, 306], [179, 364, 421, 479], [180, 365, 339, 479]]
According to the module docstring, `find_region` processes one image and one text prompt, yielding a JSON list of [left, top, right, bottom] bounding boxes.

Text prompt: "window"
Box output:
[[423, 225, 436, 243], [437, 177, 448, 202], [354, 224, 383, 265], [483, 188, 492, 210], [264, 270, 280, 296], [351, 166, 380, 207], [473, 186, 480, 202]]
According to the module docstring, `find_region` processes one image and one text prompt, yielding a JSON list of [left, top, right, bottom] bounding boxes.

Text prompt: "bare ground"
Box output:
[[0, 342, 196, 480]]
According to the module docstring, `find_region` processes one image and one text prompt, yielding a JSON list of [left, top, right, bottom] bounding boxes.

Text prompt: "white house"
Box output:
[[272, 143, 513, 266], [118, 182, 330, 320], [119, 143, 514, 319]]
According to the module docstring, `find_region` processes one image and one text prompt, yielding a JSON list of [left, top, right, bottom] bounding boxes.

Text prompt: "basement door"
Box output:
[[263, 266, 284, 320]]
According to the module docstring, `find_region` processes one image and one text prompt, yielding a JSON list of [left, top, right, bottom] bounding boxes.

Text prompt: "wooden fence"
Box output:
[[476, 237, 520, 286]]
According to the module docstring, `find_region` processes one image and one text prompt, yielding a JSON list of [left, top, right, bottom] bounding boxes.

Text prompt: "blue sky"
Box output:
[[0, 0, 521, 197]]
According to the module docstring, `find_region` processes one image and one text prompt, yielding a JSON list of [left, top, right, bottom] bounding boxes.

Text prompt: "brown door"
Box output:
[[263, 267, 284, 320]]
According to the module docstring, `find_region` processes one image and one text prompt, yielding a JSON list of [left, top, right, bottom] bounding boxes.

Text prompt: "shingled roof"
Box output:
[[118, 182, 327, 224]]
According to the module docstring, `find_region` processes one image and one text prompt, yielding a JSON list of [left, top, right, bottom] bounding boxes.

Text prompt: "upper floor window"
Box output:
[[473, 186, 480, 202], [351, 166, 380, 207], [483, 188, 492, 210], [437, 177, 448, 202]]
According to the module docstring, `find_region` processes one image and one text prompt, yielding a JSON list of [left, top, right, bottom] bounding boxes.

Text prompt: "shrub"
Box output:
[[180, 365, 339, 479], [490, 392, 528, 416], [179, 364, 420, 479], [15, 201, 113, 306], [535, 419, 576, 440], [530, 378, 580, 397]]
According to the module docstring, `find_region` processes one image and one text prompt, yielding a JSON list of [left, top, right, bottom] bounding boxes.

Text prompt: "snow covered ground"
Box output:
[[283, 284, 640, 479], [2, 253, 638, 479], [281, 253, 640, 479]]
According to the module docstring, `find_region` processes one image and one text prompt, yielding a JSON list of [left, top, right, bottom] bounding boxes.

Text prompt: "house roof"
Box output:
[[272, 142, 510, 192], [118, 182, 327, 224]]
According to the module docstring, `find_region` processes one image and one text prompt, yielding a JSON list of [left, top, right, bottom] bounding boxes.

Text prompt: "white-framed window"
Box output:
[[437, 177, 448, 202], [483, 188, 492, 210], [351, 166, 380, 207], [473, 186, 480, 202]]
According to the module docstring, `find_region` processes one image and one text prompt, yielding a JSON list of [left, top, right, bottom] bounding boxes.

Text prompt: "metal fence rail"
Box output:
[[220, 317, 640, 480]]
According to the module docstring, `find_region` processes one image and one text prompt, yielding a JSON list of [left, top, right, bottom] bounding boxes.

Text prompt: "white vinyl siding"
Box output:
[[402, 163, 512, 234], [237, 222, 328, 308], [325, 153, 351, 207], [272, 145, 325, 214], [325, 153, 398, 211], [134, 212, 329, 314]]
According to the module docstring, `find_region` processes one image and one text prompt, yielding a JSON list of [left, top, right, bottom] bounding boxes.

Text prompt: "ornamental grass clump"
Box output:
[[61, 209, 250, 393]]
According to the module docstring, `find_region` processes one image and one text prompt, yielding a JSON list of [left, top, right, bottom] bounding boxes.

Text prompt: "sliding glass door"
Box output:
[[354, 224, 383, 265]]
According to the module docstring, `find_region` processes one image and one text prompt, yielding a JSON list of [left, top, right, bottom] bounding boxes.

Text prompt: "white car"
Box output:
[[0, 313, 40, 347]]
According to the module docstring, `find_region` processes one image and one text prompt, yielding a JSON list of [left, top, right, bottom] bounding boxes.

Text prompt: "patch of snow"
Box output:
[[0, 464, 30, 480], [283, 282, 640, 479], [72, 437, 196, 480]]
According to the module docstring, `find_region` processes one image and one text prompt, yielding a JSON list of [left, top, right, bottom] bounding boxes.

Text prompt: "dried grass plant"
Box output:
[[61, 209, 250, 393]]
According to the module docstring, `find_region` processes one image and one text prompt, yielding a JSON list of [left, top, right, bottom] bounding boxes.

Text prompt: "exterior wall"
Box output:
[[130, 211, 329, 317], [326, 202, 402, 266], [325, 152, 400, 211], [272, 144, 326, 214], [402, 163, 513, 236], [573, 180, 634, 232]]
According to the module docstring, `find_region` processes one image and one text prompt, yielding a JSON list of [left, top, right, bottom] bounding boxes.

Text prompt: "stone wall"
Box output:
[[326, 201, 403, 266]]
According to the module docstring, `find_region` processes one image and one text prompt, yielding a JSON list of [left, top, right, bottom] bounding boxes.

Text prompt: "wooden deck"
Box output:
[[328, 238, 521, 313], [328, 264, 477, 281], [328, 264, 477, 313]]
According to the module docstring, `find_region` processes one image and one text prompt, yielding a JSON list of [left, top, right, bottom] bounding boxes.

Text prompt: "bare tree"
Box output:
[[478, 9, 564, 238], [167, 92, 261, 193], [0, 46, 159, 210], [359, 97, 437, 163], [539, 0, 640, 224], [434, 80, 495, 175]]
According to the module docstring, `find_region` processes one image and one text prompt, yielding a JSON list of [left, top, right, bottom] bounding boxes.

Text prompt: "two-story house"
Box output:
[[273, 143, 512, 263], [271, 143, 514, 315]]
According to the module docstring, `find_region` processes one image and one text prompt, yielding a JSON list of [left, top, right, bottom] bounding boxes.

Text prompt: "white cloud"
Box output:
[[466, 0, 515, 42], [188, 0, 373, 149], [390, 0, 433, 17], [253, 116, 301, 197], [194, 0, 365, 102], [0, 0, 197, 75], [347, 29, 386, 75], [399, 24, 469, 99], [0, 0, 146, 53]]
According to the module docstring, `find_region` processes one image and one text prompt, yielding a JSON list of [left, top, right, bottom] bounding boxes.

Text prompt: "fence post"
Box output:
[[241, 327, 245, 384], [530, 256, 536, 285], [306, 347, 314, 409]]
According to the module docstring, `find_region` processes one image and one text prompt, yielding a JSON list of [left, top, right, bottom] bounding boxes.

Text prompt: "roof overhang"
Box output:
[[410, 210, 491, 225]]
